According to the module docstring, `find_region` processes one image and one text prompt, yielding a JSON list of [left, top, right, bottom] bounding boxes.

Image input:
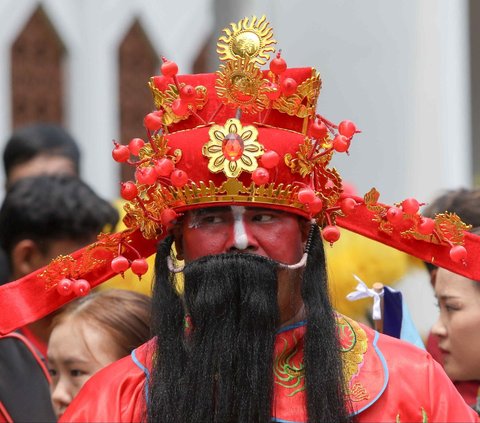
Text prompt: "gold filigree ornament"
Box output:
[[405, 212, 471, 245], [217, 15, 275, 65], [148, 79, 207, 126], [203, 118, 264, 178], [216, 58, 270, 113], [39, 232, 123, 289], [285, 137, 333, 178], [336, 315, 369, 402], [272, 70, 322, 118], [274, 333, 305, 396], [136, 132, 182, 165], [123, 197, 163, 240]]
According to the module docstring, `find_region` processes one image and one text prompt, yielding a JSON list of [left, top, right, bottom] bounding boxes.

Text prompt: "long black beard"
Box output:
[[148, 228, 352, 423], [149, 246, 278, 423]]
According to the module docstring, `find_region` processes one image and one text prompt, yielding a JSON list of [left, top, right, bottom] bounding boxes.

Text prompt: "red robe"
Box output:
[[61, 316, 479, 422]]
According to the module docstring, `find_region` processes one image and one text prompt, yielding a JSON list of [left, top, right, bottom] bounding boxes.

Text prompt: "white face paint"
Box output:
[[231, 206, 248, 250]]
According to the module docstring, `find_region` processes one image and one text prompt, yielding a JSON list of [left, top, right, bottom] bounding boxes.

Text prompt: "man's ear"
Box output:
[[10, 239, 43, 279], [172, 226, 184, 261]]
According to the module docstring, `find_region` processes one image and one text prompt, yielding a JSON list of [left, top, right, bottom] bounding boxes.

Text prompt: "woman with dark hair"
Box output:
[[431, 226, 480, 414], [47, 290, 151, 419]]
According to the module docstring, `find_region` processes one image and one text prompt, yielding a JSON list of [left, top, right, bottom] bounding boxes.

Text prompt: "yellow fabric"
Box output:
[[96, 199, 155, 296], [326, 228, 413, 322]]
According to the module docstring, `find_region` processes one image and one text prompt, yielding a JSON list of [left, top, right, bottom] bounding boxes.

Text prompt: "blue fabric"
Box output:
[[383, 286, 425, 350], [383, 286, 403, 339]]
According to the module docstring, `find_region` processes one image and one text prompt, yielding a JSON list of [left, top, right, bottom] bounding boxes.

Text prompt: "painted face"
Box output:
[[175, 206, 309, 264], [47, 318, 121, 419], [174, 206, 311, 326], [431, 268, 480, 381]]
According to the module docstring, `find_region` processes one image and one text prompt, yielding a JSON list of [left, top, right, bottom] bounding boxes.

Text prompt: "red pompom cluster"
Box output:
[[309, 116, 360, 155], [56, 278, 91, 297], [251, 150, 280, 186], [114, 133, 190, 206], [266, 51, 299, 100], [159, 57, 203, 118], [384, 197, 467, 264], [111, 255, 149, 278]]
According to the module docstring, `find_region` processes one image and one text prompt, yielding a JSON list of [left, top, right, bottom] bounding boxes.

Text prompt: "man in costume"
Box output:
[[1, 16, 479, 422]]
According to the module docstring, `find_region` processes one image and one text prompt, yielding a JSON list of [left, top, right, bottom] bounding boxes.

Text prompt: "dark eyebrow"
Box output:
[[189, 206, 287, 217], [47, 356, 89, 366], [437, 294, 460, 301], [247, 207, 285, 214], [190, 207, 230, 216]]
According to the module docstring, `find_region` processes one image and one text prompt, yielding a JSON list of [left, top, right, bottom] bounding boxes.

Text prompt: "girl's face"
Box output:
[[47, 317, 121, 419], [431, 268, 480, 381]]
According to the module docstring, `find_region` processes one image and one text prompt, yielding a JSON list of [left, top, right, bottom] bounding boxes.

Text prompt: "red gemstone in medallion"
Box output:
[[222, 133, 244, 161]]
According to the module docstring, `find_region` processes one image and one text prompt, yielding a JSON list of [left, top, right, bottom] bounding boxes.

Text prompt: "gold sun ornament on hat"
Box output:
[[216, 58, 270, 113], [216, 15, 278, 113], [217, 15, 275, 65]]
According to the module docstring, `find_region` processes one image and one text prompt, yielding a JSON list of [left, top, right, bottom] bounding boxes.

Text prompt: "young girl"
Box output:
[[47, 289, 151, 419]]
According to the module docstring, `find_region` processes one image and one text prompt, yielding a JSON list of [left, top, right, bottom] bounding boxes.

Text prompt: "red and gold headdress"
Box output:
[[1, 16, 479, 334]]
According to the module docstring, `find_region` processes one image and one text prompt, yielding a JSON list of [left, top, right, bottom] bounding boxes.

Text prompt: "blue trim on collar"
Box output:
[[272, 418, 302, 423], [350, 330, 389, 416], [131, 348, 150, 403], [276, 320, 307, 334]]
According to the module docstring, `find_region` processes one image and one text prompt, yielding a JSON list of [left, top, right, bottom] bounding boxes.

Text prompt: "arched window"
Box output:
[[118, 19, 159, 183], [11, 5, 65, 128]]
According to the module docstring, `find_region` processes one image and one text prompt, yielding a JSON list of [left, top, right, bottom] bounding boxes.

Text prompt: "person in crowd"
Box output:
[[2, 122, 154, 295], [47, 289, 151, 419], [0, 174, 118, 422], [0, 123, 81, 288], [3, 123, 80, 188], [431, 227, 480, 414], [422, 188, 480, 408]]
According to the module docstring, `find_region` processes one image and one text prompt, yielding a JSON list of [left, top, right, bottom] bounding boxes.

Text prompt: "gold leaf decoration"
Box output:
[[403, 212, 471, 246], [272, 70, 322, 118], [148, 80, 207, 125], [285, 137, 327, 177]]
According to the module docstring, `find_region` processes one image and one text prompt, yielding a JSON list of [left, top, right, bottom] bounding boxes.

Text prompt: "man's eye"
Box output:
[[200, 215, 224, 224], [70, 369, 85, 377], [48, 368, 57, 377], [252, 214, 273, 222]]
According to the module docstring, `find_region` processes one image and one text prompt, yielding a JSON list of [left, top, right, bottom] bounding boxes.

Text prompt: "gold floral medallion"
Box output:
[[203, 118, 264, 178]]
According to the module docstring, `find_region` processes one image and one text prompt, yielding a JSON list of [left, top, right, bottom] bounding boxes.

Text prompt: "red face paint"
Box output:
[[177, 206, 306, 265]]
